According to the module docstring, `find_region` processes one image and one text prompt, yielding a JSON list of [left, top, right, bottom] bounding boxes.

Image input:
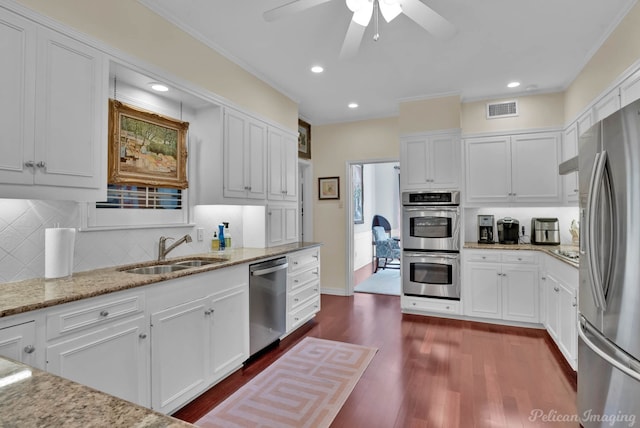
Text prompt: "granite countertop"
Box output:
[[0, 242, 321, 318], [0, 356, 195, 428], [463, 242, 579, 268]]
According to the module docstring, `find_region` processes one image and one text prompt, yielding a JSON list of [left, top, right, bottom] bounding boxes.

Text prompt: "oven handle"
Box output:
[[403, 207, 459, 213], [403, 251, 459, 259]]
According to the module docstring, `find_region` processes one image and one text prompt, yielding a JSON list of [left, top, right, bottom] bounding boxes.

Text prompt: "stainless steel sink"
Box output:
[[122, 264, 191, 275]]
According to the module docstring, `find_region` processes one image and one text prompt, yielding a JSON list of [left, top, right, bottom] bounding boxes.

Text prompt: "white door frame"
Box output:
[[344, 158, 399, 295]]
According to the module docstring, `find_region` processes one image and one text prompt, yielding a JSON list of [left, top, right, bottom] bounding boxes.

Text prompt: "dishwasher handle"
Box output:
[[251, 263, 289, 276]]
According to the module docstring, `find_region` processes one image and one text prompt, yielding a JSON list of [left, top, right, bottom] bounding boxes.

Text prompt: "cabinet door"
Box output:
[[284, 205, 298, 242], [223, 109, 248, 198], [430, 135, 459, 189], [545, 275, 560, 341], [282, 133, 298, 201], [34, 28, 106, 189], [464, 136, 511, 204], [46, 315, 149, 407], [401, 138, 428, 189], [501, 264, 539, 323], [563, 124, 579, 203], [0, 9, 36, 185], [267, 206, 284, 246], [511, 133, 562, 204], [267, 128, 285, 200], [0, 321, 37, 367], [246, 120, 267, 199], [151, 297, 209, 414], [464, 263, 501, 318], [209, 284, 249, 380], [558, 281, 577, 365]]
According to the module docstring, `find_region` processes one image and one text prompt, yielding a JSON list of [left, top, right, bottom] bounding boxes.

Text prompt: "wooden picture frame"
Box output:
[[298, 119, 311, 159], [108, 99, 189, 189], [318, 176, 340, 200], [353, 164, 364, 224]]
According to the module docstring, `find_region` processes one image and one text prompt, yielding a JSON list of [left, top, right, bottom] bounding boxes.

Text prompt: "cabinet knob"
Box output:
[[541, 276, 546, 280], [517, 257, 522, 261], [294, 298, 299, 302], [139, 333, 147, 339], [445, 306, 450, 310], [294, 261, 298, 265], [554, 287, 560, 292], [205, 308, 214, 315], [36, 161, 46, 169], [100, 310, 109, 317], [24, 160, 35, 168], [482, 256, 486, 260], [574, 189, 579, 193], [23, 345, 35, 354], [312, 254, 319, 259], [294, 279, 299, 283], [572, 301, 577, 307]]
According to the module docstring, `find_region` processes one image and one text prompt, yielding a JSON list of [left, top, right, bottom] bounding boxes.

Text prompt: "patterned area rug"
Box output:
[[195, 337, 377, 428]]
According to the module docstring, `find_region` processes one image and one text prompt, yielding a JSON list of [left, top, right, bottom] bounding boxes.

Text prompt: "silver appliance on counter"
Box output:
[[401, 190, 460, 300], [577, 99, 640, 426], [531, 217, 560, 245], [477, 214, 495, 244], [249, 257, 288, 357]]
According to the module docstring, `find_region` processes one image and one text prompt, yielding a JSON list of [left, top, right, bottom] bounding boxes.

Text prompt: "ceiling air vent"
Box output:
[[486, 100, 518, 119]]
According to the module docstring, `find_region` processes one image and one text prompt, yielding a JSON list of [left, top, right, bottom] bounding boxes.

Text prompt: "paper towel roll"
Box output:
[[45, 228, 76, 279]]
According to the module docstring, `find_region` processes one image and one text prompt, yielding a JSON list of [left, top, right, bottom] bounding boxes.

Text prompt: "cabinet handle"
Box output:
[[294, 261, 298, 265], [23, 345, 35, 354], [294, 279, 299, 283], [541, 276, 546, 280], [312, 254, 319, 259], [100, 310, 109, 317], [574, 189, 579, 193], [294, 317, 300, 321], [482, 256, 486, 260], [314, 288, 318, 292], [139, 333, 147, 339], [554, 287, 560, 292], [36, 161, 46, 169], [572, 301, 577, 307], [205, 309, 214, 315], [445, 306, 450, 310], [294, 298, 299, 302], [24, 160, 35, 168], [517, 257, 522, 261]]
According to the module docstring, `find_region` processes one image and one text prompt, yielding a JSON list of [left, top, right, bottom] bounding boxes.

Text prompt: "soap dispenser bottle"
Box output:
[[223, 222, 231, 248], [211, 231, 219, 251], [218, 223, 225, 250]]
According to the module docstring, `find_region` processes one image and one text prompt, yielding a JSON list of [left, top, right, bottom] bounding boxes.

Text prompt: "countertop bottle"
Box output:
[[218, 224, 225, 250], [211, 231, 219, 251]]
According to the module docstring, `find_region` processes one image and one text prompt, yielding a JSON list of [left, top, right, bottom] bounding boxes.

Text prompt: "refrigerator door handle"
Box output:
[[586, 151, 608, 310], [579, 315, 640, 383]]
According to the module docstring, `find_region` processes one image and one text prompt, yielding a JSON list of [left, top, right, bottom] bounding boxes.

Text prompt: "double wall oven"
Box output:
[[402, 190, 460, 300]]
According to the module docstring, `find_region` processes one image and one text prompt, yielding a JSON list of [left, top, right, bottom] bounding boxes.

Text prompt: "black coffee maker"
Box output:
[[497, 217, 519, 244]]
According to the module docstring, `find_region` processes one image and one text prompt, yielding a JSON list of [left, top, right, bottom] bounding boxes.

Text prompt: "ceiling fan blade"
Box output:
[[263, 0, 334, 22], [400, 0, 456, 40], [340, 19, 367, 59]]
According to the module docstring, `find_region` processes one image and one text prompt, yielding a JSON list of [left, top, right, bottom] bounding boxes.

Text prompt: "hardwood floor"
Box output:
[[173, 294, 577, 427]]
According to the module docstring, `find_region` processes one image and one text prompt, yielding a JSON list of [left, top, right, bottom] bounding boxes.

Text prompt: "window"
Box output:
[[97, 185, 183, 209]]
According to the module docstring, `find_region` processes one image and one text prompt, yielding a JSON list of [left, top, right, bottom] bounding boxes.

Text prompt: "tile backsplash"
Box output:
[[0, 199, 249, 283]]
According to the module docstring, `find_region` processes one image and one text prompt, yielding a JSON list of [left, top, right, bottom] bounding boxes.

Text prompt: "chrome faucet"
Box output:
[[158, 234, 192, 261]]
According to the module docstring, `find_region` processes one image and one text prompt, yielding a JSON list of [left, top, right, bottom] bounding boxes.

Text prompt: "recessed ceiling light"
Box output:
[[311, 65, 324, 73], [348, 103, 359, 109], [150, 83, 169, 92], [525, 84, 538, 91], [507, 81, 521, 89]]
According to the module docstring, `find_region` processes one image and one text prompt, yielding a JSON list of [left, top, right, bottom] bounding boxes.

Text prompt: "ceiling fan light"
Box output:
[[352, 0, 373, 26], [346, 0, 364, 12], [379, 1, 402, 22]]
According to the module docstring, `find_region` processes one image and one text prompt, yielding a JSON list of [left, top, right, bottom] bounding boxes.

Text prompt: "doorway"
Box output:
[[347, 160, 401, 295]]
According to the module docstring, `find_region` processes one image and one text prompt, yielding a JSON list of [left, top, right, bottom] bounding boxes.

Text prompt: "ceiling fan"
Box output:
[[263, 0, 456, 58]]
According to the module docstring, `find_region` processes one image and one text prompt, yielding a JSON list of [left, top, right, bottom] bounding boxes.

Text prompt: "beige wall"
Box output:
[[399, 95, 460, 134], [461, 92, 565, 135], [312, 117, 399, 293], [16, 0, 298, 130], [565, 2, 640, 122]]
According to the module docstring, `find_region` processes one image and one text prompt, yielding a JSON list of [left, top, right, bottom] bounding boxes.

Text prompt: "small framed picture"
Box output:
[[318, 176, 340, 200], [298, 119, 311, 159]]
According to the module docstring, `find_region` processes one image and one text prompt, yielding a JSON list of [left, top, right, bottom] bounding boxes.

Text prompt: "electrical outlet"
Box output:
[[196, 228, 204, 242]]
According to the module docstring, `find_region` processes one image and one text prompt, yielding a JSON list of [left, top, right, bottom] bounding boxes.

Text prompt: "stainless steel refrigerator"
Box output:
[[578, 99, 640, 427]]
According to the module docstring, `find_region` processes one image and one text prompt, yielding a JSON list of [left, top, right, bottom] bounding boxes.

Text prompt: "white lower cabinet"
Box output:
[[463, 250, 539, 324], [401, 295, 461, 316], [46, 315, 150, 407], [0, 320, 38, 368], [267, 204, 298, 247], [542, 255, 578, 369], [286, 247, 321, 333]]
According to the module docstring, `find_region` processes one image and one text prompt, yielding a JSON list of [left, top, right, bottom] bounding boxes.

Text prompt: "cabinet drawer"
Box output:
[[288, 247, 320, 273], [465, 251, 501, 263], [402, 296, 460, 315], [289, 282, 320, 310], [288, 267, 319, 291], [47, 292, 145, 340], [289, 296, 320, 329], [502, 252, 537, 264]]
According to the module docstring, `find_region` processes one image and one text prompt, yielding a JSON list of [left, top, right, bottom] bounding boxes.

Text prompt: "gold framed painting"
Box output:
[[108, 99, 189, 189], [318, 176, 340, 200], [298, 119, 311, 159]]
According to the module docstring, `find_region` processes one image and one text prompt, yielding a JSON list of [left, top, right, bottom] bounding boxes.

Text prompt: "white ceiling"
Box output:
[[139, 0, 637, 125]]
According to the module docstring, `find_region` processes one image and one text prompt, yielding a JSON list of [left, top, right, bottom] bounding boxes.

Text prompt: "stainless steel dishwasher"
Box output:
[[249, 257, 288, 357]]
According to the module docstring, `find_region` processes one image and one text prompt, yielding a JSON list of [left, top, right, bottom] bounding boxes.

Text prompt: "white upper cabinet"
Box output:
[[464, 132, 562, 205], [267, 127, 297, 201], [400, 131, 460, 191], [562, 123, 579, 204], [0, 8, 107, 201], [223, 108, 267, 200]]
